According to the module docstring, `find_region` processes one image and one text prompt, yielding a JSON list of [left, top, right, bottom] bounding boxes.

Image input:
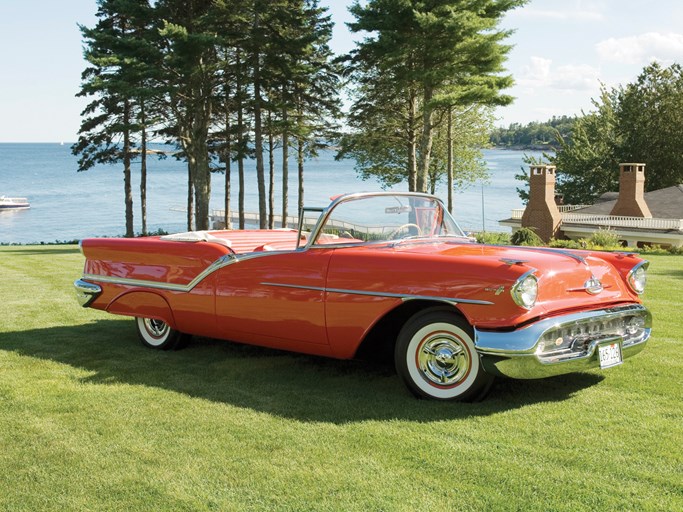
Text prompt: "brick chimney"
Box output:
[[521, 165, 562, 242], [610, 163, 652, 217]]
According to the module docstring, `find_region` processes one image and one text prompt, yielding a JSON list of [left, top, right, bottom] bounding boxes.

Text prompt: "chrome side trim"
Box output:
[[81, 273, 192, 292], [261, 282, 494, 305], [82, 253, 238, 293]]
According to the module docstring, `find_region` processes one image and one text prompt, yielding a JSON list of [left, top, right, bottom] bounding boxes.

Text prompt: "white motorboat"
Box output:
[[0, 196, 30, 210]]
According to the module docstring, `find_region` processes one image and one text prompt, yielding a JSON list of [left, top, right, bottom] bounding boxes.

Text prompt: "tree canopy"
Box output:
[[515, 62, 683, 205], [340, 0, 526, 197], [74, 0, 339, 232]]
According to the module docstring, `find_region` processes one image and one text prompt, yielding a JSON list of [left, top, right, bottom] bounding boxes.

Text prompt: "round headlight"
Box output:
[[627, 261, 648, 294], [511, 272, 538, 309]]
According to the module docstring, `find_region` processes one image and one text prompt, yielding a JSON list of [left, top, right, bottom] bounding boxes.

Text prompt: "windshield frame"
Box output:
[[297, 192, 468, 250]]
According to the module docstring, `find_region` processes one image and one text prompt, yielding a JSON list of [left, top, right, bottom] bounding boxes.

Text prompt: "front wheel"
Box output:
[[135, 317, 189, 351], [395, 309, 494, 401]]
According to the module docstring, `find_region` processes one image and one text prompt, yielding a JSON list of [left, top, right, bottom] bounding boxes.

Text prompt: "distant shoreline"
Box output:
[[491, 144, 558, 152]]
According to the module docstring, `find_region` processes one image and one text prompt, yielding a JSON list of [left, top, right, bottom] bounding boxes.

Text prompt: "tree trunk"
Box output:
[[281, 108, 289, 228], [297, 134, 304, 214], [140, 104, 148, 236], [187, 162, 194, 231], [192, 145, 211, 231], [447, 106, 454, 213], [417, 87, 434, 193], [236, 51, 245, 229], [123, 99, 134, 237], [253, 10, 267, 229], [224, 99, 231, 230], [408, 90, 418, 192], [268, 111, 275, 229]]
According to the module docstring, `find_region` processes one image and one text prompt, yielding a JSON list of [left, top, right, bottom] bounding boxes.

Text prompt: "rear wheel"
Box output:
[[135, 317, 189, 351], [395, 309, 494, 401]]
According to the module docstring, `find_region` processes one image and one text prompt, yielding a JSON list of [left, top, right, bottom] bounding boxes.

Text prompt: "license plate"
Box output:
[[598, 342, 623, 369]]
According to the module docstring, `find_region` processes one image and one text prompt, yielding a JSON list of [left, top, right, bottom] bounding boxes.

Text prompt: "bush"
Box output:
[[548, 238, 584, 249], [475, 231, 511, 245], [639, 244, 683, 255], [511, 227, 545, 246], [588, 228, 621, 248]]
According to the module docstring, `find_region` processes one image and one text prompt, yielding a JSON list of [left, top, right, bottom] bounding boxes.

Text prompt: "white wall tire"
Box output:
[[135, 317, 188, 350], [395, 309, 494, 401]]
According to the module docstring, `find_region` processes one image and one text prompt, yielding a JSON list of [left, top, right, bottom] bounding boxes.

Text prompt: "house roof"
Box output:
[[573, 184, 683, 219]]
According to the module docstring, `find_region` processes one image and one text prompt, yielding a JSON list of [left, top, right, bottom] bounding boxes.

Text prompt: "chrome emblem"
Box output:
[[584, 276, 603, 295], [484, 285, 505, 295]]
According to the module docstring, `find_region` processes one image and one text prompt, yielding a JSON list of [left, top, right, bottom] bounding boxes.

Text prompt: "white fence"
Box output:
[[510, 208, 683, 231]]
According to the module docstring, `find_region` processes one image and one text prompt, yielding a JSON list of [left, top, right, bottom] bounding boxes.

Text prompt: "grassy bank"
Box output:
[[0, 246, 681, 511]]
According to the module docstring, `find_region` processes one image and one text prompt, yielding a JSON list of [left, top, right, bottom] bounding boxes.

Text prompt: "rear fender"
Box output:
[[106, 291, 177, 329]]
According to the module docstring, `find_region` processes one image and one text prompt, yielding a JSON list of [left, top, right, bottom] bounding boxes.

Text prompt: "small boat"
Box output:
[[0, 196, 30, 210]]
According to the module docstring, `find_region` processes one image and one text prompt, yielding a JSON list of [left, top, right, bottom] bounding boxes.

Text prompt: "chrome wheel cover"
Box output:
[[417, 332, 471, 386], [143, 318, 169, 340]]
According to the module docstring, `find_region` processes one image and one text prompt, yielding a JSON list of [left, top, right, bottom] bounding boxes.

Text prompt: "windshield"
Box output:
[[309, 194, 466, 245]]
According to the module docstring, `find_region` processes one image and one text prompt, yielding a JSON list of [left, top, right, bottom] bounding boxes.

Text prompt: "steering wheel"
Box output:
[[388, 223, 423, 240]]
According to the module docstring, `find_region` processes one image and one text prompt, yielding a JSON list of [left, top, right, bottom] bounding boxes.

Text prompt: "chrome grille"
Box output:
[[536, 310, 649, 361]]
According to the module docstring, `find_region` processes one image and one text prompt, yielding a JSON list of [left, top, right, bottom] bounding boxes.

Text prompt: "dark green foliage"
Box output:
[[553, 86, 622, 204], [73, 0, 157, 237], [490, 116, 575, 149], [522, 63, 683, 205], [510, 227, 544, 246], [75, 0, 340, 232], [475, 231, 511, 245], [343, 0, 525, 194], [548, 238, 584, 250], [587, 228, 621, 248], [617, 62, 683, 192]]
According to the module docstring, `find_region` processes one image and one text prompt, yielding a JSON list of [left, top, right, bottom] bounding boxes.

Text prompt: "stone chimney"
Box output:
[[521, 165, 562, 242], [610, 163, 652, 217]]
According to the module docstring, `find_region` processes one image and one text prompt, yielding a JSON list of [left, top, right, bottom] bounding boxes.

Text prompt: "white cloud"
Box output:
[[596, 32, 683, 65], [518, 57, 600, 92]]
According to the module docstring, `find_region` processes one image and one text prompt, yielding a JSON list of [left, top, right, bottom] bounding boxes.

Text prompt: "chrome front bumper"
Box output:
[[474, 304, 652, 379], [74, 279, 102, 307]]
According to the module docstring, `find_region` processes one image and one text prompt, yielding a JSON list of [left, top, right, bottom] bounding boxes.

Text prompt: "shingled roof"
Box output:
[[573, 184, 683, 219]]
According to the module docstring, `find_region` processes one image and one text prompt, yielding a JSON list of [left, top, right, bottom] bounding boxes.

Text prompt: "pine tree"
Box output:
[[156, 0, 219, 231], [73, 0, 155, 237], [346, 0, 523, 193]]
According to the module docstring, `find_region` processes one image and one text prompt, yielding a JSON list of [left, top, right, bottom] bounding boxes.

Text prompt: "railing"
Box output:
[[510, 205, 591, 219], [510, 207, 683, 231], [561, 213, 683, 231]]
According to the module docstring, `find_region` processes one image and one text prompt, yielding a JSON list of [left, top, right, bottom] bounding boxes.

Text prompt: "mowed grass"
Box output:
[[0, 246, 681, 511]]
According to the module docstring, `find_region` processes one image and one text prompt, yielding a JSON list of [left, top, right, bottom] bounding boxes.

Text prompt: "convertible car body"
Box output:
[[75, 192, 651, 401]]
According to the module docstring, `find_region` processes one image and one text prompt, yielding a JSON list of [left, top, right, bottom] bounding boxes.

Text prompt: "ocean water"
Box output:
[[0, 143, 538, 244]]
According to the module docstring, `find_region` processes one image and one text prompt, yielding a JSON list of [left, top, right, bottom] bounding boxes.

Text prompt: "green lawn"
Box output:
[[0, 246, 681, 511]]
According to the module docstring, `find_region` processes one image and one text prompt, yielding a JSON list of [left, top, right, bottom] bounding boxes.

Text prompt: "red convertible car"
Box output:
[[75, 192, 651, 401]]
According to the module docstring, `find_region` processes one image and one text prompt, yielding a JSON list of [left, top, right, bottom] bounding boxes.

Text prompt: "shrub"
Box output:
[[475, 231, 511, 245], [639, 244, 683, 255], [588, 228, 621, 248], [548, 238, 584, 249], [511, 227, 545, 246]]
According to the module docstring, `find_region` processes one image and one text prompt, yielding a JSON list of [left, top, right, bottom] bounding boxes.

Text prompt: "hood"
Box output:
[[389, 241, 638, 316]]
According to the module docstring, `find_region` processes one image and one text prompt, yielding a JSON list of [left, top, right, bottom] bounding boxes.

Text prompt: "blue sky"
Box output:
[[1, 0, 681, 142]]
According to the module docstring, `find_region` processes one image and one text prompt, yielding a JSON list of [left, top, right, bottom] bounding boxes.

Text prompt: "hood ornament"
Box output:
[[584, 276, 603, 295]]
